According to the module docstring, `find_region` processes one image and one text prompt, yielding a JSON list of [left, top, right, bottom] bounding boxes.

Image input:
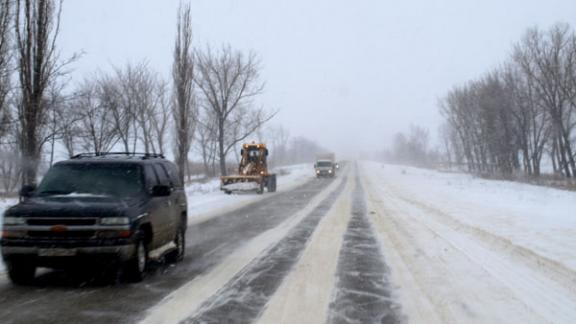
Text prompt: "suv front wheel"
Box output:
[[7, 258, 36, 285], [123, 232, 148, 282]]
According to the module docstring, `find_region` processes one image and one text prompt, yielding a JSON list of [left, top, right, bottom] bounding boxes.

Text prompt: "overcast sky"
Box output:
[[58, 0, 576, 158]]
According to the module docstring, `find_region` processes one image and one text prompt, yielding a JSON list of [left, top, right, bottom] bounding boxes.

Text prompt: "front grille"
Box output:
[[26, 218, 98, 226], [27, 231, 96, 239]]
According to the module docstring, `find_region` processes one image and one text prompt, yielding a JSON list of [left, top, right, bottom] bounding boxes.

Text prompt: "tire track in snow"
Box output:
[[182, 176, 348, 324], [328, 174, 403, 324], [392, 192, 576, 297]]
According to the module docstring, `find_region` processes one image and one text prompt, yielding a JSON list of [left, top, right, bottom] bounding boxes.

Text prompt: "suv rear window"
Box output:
[[36, 163, 144, 197]]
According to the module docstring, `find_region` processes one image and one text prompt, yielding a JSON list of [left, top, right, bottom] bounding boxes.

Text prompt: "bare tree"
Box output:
[[74, 76, 120, 154], [514, 24, 576, 177], [150, 79, 170, 155], [195, 45, 273, 176], [0, 0, 12, 139], [439, 23, 576, 179], [172, 2, 197, 180], [194, 110, 218, 176], [59, 100, 82, 156], [502, 64, 550, 176], [14, 0, 67, 185], [265, 124, 290, 167]]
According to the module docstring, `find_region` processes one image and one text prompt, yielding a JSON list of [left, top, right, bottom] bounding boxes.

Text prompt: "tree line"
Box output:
[[439, 23, 576, 178], [385, 125, 441, 167], [0, 0, 303, 192]]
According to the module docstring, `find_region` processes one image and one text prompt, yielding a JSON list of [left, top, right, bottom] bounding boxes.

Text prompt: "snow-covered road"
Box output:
[[1, 161, 575, 323], [361, 161, 576, 323]]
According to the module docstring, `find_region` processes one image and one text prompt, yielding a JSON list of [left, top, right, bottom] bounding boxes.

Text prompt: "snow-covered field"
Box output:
[[361, 161, 576, 323]]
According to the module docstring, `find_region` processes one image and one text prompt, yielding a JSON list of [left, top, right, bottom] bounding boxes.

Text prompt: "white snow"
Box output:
[[361, 161, 576, 323], [221, 181, 260, 191], [52, 193, 110, 198]]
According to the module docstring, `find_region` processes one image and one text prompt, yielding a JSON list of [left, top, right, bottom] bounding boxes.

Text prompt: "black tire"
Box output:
[[165, 225, 186, 263], [6, 258, 36, 285], [257, 181, 264, 194], [123, 233, 148, 282], [267, 175, 277, 192]]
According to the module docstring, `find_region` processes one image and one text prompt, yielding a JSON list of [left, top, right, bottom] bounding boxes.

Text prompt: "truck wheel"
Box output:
[[257, 181, 264, 194], [7, 258, 36, 285], [166, 225, 186, 263], [268, 175, 277, 192], [123, 232, 148, 282]]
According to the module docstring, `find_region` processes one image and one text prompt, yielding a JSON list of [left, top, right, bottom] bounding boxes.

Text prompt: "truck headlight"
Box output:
[[3, 217, 26, 225], [100, 217, 130, 225], [328, 169, 332, 173]]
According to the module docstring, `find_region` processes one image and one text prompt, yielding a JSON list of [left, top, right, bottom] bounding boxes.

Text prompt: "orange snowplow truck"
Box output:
[[220, 143, 277, 194]]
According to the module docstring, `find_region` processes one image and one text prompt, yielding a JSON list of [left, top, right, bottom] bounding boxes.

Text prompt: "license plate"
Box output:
[[38, 248, 77, 257]]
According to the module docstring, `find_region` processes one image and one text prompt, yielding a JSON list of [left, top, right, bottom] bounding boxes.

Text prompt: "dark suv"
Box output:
[[1, 153, 188, 284]]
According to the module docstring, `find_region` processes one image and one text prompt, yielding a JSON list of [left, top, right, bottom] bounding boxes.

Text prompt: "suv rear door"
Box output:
[[145, 164, 171, 248], [152, 164, 179, 242], [162, 162, 186, 223]]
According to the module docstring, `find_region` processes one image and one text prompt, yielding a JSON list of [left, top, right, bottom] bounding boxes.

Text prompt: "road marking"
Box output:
[[182, 176, 348, 323], [327, 173, 403, 323], [257, 174, 354, 324]]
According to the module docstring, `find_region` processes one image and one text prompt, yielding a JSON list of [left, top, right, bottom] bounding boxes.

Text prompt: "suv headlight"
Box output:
[[3, 217, 26, 225], [100, 217, 130, 225]]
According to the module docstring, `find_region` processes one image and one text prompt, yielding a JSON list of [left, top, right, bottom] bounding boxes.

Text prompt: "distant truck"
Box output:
[[314, 153, 337, 178]]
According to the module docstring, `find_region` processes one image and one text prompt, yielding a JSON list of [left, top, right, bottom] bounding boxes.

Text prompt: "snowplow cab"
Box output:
[[239, 143, 269, 176]]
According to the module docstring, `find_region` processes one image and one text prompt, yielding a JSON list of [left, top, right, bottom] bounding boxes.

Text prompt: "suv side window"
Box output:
[[163, 163, 183, 188], [153, 164, 170, 187], [145, 165, 160, 189]]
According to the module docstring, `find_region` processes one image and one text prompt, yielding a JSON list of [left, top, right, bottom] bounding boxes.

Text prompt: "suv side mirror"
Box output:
[[151, 185, 171, 197], [19, 185, 36, 201]]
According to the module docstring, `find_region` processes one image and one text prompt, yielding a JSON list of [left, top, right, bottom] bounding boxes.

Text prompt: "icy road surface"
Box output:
[[1, 162, 576, 323]]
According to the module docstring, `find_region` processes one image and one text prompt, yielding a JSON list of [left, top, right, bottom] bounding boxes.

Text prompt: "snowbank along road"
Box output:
[[1, 161, 575, 323]]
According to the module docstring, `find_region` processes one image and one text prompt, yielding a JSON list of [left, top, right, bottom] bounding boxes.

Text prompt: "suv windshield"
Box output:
[[36, 163, 144, 197], [317, 161, 333, 167]]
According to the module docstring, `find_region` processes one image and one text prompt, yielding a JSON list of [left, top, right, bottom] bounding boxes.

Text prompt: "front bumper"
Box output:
[[315, 170, 334, 177], [1, 242, 135, 264]]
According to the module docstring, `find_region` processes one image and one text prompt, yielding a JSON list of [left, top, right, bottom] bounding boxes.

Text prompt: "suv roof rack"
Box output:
[[71, 152, 165, 160]]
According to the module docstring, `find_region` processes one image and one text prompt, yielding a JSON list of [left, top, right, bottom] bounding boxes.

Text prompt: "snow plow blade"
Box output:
[[220, 174, 276, 195]]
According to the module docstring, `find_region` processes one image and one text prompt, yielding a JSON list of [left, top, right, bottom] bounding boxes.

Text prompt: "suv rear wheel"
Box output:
[[166, 225, 186, 263], [7, 258, 36, 285], [123, 232, 148, 282]]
